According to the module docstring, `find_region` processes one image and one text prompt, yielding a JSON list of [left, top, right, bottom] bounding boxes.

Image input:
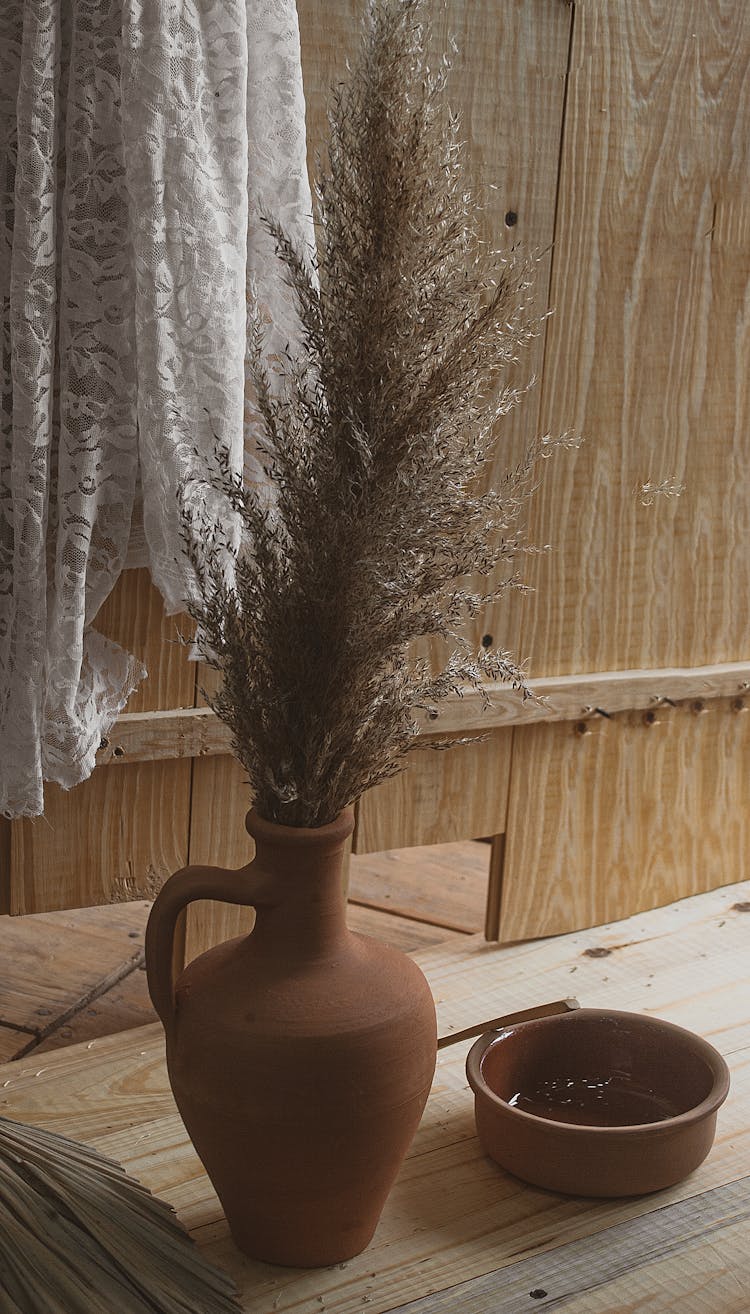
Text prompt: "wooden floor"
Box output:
[[3, 879, 746, 1312], [0, 841, 490, 1062]]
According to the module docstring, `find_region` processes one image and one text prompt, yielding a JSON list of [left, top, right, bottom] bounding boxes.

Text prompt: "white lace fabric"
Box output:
[[0, 0, 314, 818]]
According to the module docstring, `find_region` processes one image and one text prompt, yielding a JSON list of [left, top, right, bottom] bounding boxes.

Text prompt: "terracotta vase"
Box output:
[[145, 808, 437, 1267]]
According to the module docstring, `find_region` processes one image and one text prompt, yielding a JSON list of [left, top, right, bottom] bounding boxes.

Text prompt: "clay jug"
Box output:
[[145, 807, 437, 1267]]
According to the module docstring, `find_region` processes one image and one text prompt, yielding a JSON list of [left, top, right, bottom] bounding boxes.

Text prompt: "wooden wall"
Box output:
[[2, 0, 749, 947], [497, 0, 750, 937]]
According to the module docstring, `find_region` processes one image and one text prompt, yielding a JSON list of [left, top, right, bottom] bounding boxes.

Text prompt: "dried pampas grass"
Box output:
[[0, 1116, 241, 1313], [182, 0, 575, 827]]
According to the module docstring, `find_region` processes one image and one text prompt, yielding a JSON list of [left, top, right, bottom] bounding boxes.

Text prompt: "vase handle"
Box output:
[[145, 859, 274, 1030]]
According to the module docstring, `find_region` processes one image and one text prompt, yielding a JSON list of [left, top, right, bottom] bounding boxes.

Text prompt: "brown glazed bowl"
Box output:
[[466, 1008, 730, 1197]]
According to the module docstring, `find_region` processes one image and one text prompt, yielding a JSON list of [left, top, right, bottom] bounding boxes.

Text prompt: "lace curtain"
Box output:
[[0, 0, 314, 818]]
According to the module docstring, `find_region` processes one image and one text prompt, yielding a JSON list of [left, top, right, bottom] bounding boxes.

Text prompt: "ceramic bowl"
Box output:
[[466, 1008, 730, 1197]]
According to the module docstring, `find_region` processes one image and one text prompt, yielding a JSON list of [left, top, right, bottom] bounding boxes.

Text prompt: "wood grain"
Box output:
[[501, 1, 750, 935], [7, 569, 195, 914], [348, 841, 489, 934], [94, 569, 194, 714], [391, 1178, 750, 1313], [520, 1, 750, 677], [0, 879, 747, 1313], [0, 1026, 33, 1063], [30, 965, 156, 1058], [0, 820, 10, 914], [499, 695, 750, 941], [96, 707, 231, 765], [9, 760, 191, 915], [354, 734, 512, 852], [344, 905, 466, 955], [0, 902, 149, 1036], [484, 832, 507, 941], [411, 0, 572, 665]]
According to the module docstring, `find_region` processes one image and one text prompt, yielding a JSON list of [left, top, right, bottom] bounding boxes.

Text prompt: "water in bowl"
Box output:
[[507, 1071, 684, 1126]]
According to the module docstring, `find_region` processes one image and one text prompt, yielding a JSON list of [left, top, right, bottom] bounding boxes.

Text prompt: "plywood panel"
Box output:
[[499, 695, 750, 942], [7, 569, 195, 913], [519, 1, 750, 677], [354, 733, 512, 852]]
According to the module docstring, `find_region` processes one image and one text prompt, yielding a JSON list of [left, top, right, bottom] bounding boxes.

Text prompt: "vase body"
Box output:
[[145, 808, 437, 1267]]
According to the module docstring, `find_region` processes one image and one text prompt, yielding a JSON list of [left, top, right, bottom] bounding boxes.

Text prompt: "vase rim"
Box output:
[[245, 807, 355, 846]]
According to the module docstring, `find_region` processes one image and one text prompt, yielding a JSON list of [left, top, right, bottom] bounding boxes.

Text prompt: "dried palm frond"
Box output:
[[0, 1116, 241, 1313], [182, 0, 576, 827]]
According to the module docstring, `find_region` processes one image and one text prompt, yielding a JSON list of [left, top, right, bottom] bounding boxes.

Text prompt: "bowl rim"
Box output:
[[465, 1007, 730, 1136]]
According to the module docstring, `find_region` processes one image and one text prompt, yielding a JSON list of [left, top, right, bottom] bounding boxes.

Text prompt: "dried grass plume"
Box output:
[[182, 0, 574, 827]]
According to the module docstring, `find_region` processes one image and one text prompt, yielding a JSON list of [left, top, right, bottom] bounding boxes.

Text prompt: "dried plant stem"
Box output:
[[182, 0, 575, 827]]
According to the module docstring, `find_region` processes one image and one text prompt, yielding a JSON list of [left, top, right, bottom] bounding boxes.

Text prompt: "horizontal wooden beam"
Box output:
[[418, 659, 750, 736], [97, 660, 750, 766], [97, 707, 233, 765]]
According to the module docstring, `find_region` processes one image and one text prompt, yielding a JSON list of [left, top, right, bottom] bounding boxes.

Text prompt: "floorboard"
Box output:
[[348, 841, 489, 933]]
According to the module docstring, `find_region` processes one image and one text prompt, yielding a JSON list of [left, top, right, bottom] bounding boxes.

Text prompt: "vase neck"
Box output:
[[246, 811, 354, 961]]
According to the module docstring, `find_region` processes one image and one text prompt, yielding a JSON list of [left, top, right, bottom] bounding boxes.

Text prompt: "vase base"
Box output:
[[227, 1219, 378, 1269]]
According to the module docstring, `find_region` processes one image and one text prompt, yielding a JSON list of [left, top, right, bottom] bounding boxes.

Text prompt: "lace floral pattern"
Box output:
[[0, 0, 313, 818]]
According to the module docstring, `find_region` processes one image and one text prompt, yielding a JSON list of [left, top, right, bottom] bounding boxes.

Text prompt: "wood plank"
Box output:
[[0, 1026, 34, 1063], [354, 735, 512, 852], [499, 695, 750, 941], [97, 706, 232, 764], [0, 819, 10, 914], [484, 833, 506, 941], [488, 0, 750, 942], [390, 1177, 750, 1313], [9, 760, 192, 914], [95, 660, 750, 763], [348, 842, 489, 934], [94, 569, 195, 714], [0, 880, 747, 1313], [519, 2, 750, 677], [184, 756, 256, 965], [0, 902, 149, 1034], [0, 1024, 169, 1139], [418, 0, 572, 669], [7, 568, 196, 914], [556, 1218, 750, 1314], [30, 964, 156, 1057], [345, 905, 467, 955]]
